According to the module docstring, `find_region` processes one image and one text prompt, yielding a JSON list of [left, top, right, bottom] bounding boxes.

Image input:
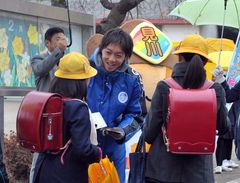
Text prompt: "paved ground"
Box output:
[[3, 98, 240, 183], [214, 152, 240, 183]]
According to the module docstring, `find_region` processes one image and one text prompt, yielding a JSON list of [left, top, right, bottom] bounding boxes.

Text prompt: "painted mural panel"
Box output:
[[0, 12, 72, 88], [0, 13, 37, 87]]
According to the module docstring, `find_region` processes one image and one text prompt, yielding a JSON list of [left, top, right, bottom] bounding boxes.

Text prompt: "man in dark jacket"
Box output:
[[213, 65, 239, 173], [31, 27, 67, 92]]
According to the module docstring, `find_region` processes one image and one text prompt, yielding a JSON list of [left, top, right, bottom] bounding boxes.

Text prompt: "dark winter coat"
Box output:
[[33, 100, 101, 183], [220, 80, 240, 139], [228, 100, 240, 138], [222, 80, 240, 103], [144, 62, 229, 183]]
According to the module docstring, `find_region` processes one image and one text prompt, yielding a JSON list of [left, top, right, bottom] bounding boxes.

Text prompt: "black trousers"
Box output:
[[146, 178, 182, 183], [215, 137, 233, 166], [146, 181, 182, 183]]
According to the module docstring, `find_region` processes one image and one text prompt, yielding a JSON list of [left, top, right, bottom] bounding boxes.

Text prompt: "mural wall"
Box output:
[[0, 11, 89, 89]]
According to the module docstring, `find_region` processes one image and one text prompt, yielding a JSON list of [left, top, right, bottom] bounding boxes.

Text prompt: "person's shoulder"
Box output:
[[158, 79, 170, 88], [125, 66, 140, 76], [211, 82, 225, 96], [31, 51, 48, 60], [64, 98, 88, 108], [63, 99, 90, 120], [125, 66, 144, 84], [152, 79, 170, 95]]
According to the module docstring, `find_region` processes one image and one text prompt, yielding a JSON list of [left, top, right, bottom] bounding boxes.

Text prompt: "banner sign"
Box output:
[[227, 32, 240, 88], [130, 22, 173, 65]]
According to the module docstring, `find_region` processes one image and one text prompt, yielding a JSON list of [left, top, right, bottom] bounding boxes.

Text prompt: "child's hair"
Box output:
[[44, 27, 64, 41], [49, 78, 87, 100], [181, 54, 207, 89], [99, 28, 133, 58]]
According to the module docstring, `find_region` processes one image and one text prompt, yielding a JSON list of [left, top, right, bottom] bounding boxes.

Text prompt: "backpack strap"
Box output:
[[201, 80, 214, 89], [164, 78, 214, 89], [164, 78, 183, 89]]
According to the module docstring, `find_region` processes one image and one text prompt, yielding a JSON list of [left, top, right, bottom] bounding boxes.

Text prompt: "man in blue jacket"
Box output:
[[87, 28, 143, 183]]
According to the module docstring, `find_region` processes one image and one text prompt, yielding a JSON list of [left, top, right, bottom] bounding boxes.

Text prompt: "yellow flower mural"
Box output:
[[0, 28, 8, 49], [3, 70, 12, 86], [0, 50, 10, 72], [16, 62, 28, 83], [28, 24, 38, 45], [12, 36, 24, 56], [22, 52, 30, 68]]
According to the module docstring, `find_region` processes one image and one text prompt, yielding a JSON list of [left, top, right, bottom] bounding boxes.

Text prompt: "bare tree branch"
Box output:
[[100, 0, 115, 10], [97, 0, 145, 34], [118, 0, 144, 12]]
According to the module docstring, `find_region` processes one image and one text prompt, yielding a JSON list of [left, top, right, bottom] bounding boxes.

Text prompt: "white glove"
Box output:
[[213, 65, 225, 84]]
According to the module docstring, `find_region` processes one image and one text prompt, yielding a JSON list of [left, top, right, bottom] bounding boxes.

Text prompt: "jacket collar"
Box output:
[[172, 62, 190, 77]]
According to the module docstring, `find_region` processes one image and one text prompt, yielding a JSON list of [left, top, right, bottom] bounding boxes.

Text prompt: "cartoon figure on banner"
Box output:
[[141, 27, 163, 57]]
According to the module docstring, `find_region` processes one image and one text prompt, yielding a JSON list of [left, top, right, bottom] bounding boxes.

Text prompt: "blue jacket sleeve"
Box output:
[[117, 78, 142, 142]]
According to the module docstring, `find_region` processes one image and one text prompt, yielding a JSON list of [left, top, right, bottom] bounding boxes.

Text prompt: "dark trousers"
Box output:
[[146, 178, 182, 183], [146, 181, 182, 183], [215, 137, 233, 166]]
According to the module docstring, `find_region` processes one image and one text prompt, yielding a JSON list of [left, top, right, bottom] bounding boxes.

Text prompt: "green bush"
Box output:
[[4, 131, 32, 183]]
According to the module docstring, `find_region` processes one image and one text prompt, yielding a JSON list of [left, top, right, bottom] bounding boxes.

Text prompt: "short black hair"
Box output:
[[49, 77, 87, 100], [44, 27, 64, 41], [99, 28, 133, 58]]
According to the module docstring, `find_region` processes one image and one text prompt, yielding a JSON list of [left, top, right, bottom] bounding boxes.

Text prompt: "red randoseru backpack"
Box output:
[[16, 91, 64, 153], [162, 78, 217, 154]]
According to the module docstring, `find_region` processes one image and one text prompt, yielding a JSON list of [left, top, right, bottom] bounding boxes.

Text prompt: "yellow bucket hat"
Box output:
[[55, 52, 97, 79], [173, 34, 212, 62]]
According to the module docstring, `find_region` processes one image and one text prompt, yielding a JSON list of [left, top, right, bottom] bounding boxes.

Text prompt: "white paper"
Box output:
[[89, 110, 98, 145], [91, 112, 107, 129]]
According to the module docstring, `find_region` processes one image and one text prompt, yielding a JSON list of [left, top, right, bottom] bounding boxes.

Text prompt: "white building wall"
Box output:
[[161, 25, 218, 42], [161, 25, 199, 42]]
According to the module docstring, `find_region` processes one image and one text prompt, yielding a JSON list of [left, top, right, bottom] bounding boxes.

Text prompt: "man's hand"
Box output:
[[102, 127, 125, 141], [213, 65, 225, 84]]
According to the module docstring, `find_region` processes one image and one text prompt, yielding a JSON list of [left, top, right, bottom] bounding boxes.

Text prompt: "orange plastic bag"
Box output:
[[88, 156, 120, 183]]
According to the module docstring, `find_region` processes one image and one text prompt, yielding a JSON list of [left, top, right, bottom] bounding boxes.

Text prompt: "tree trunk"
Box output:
[[97, 0, 145, 34]]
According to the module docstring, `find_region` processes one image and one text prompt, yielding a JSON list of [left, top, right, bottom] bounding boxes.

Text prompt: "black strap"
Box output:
[[135, 124, 146, 154]]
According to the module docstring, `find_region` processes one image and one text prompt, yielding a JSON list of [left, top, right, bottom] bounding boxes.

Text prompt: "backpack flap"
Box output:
[[164, 78, 217, 154], [42, 95, 63, 152], [17, 91, 63, 152]]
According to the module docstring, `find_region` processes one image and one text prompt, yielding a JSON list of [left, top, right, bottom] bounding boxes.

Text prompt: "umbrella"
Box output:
[[207, 38, 235, 69], [169, 0, 240, 29], [169, 0, 240, 64]]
